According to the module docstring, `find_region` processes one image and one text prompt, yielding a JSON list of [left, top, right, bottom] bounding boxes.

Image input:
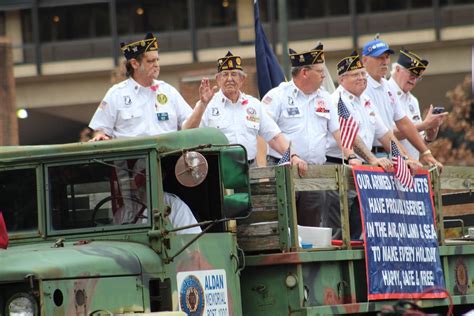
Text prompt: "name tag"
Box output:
[[287, 107, 300, 116], [157, 112, 169, 121]]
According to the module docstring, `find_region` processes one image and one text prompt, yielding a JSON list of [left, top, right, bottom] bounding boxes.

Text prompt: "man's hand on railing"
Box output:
[[407, 159, 423, 176], [291, 155, 308, 177], [375, 157, 393, 172], [89, 130, 111, 142], [348, 158, 363, 166]]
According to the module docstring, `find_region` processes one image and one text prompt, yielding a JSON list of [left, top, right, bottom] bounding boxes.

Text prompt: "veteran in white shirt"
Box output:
[[192, 51, 307, 171], [262, 44, 340, 227], [89, 33, 203, 140], [387, 48, 447, 160], [324, 50, 394, 239], [361, 37, 443, 171]]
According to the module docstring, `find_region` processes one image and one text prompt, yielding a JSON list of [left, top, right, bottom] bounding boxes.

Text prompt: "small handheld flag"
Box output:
[[391, 140, 414, 188], [278, 145, 291, 165], [338, 96, 359, 150]]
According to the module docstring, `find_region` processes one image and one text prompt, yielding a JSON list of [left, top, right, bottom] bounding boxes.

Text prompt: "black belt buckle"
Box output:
[[325, 156, 348, 164]]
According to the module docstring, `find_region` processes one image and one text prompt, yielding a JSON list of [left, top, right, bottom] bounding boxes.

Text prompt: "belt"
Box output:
[[371, 146, 387, 154], [325, 156, 349, 165], [266, 156, 280, 164]]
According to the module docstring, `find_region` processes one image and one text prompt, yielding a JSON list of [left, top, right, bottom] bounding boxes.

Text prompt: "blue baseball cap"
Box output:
[[362, 39, 394, 57]]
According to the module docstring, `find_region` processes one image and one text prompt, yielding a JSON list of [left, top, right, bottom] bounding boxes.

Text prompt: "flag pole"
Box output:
[[339, 92, 348, 167], [277, 0, 290, 79]]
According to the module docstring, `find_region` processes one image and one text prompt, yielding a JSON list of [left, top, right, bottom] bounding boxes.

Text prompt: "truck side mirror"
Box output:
[[174, 151, 209, 187]]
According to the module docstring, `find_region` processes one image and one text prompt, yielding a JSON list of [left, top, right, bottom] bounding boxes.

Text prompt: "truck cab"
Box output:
[[0, 128, 248, 315]]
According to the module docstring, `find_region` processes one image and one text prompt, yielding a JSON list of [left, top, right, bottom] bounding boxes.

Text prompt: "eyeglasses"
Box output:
[[343, 71, 367, 79], [409, 73, 423, 81], [402, 68, 423, 81]]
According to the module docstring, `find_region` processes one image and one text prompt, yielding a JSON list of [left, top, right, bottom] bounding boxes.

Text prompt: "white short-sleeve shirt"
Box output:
[[89, 78, 192, 138], [200, 90, 280, 160], [164, 192, 202, 234], [326, 85, 389, 159], [388, 78, 423, 159], [364, 76, 406, 146], [262, 81, 339, 164]]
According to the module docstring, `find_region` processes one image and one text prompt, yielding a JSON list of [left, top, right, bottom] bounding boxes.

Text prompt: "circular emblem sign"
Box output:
[[157, 93, 168, 105], [180, 275, 205, 315], [455, 258, 469, 295]]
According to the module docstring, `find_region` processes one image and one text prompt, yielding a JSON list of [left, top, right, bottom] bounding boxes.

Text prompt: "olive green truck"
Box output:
[[0, 128, 473, 315]]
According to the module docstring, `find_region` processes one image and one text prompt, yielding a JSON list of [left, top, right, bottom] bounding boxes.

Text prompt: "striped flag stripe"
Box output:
[[338, 96, 359, 150]]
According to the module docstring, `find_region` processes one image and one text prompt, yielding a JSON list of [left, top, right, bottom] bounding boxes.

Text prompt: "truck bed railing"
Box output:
[[238, 165, 474, 253]]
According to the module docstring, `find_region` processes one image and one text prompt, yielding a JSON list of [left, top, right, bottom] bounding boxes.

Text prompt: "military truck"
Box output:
[[0, 127, 473, 315]]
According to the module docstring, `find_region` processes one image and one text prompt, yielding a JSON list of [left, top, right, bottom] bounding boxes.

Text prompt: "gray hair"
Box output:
[[390, 62, 403, 76]]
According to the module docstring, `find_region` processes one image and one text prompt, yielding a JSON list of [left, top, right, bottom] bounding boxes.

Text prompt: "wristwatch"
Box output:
[[348, 154, 357, 160]]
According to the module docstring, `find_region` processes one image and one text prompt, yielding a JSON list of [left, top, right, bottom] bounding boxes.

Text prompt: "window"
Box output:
[[0, 12, 5, 36], [257, 0, 272, 22], [39, 3, 110, 42], [366, 0, 407, 12], [410, 0, 433, 8], [195, 0, 237, 27], [288, 0, 349, 19], [48, 157, 150, 231], [288, 0, 327, 19], [117, 0, 189, 35], [20, 10, 33, 43], [443, 0, 474, 4], [0, 168, 38, 233], [327, 0, 350, 16]]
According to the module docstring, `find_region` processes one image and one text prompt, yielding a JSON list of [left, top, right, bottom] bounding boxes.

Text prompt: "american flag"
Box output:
[[338, 96, 359, 150], [391, 140, 414, 188], [278, 146, 291, 165]]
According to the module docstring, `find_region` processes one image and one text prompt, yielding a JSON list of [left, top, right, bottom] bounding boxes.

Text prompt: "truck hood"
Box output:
[[0, 240, 161, 282]]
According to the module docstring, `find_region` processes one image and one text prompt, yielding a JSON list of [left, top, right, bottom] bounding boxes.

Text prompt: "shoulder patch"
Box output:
[[262, 96, 272, 105], [99, 100, 107, 109]]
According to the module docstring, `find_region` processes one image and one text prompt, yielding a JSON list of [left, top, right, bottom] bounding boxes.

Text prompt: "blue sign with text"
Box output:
[[352, 166, 446, 300]]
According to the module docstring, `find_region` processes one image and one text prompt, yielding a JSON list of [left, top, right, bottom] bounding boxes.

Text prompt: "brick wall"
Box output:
[[0, 37, 19, 145]]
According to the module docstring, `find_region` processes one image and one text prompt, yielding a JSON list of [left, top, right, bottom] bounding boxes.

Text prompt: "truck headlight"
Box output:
[[5, 293, 37, 316]]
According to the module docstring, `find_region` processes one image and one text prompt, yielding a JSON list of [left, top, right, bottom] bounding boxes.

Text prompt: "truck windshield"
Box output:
[[0, 168, 38, 233], [47, 157, 149, 231]]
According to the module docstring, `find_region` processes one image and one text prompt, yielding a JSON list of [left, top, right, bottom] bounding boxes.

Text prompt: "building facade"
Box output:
[[0, 0, 472, 144]]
